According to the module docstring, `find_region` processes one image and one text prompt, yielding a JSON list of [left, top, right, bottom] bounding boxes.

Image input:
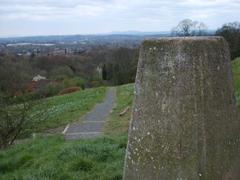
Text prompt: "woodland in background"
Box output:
[[0, 46, 139, 98], [0, 20, 240, 149], [216, 22, 240, 59], [0, 46, 139, 148], [1, 21, 240, 99], [171, 19, 240, 60]]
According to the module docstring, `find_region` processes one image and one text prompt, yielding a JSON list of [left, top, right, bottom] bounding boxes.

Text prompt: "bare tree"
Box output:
[[195, 22, 208, 36], [0, 95, 47, 149], [172, 19, 208, 36]]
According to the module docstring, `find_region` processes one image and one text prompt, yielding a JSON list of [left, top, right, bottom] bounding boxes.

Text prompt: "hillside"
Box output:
[[0, 57, 240, 179], [28, 87, 106, 135], [0, 84, 133, 180]]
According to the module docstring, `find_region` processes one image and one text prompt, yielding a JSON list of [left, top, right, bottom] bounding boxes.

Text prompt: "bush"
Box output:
[[37, 82, 64, 98], [58, 87, 81, 95], [0, 95, 47, 149], [90, 80, 105, 88], [63, 77, 86, 89]]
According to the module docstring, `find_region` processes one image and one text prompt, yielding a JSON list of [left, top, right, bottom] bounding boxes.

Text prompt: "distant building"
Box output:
[[32, 75, 46, 82], [96, 66, 103, 79], [26, 76, 58, 94]]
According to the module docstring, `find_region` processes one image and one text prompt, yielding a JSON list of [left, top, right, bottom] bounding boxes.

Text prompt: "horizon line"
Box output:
[[0, 30, 216, 39]]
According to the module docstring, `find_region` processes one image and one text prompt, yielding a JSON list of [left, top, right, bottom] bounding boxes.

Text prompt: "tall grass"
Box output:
[[0, 135, 127, 180], [104, 84, 134, 137]]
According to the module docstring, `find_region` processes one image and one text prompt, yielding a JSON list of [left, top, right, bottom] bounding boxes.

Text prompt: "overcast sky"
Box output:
[[0, 0, 239, 37]]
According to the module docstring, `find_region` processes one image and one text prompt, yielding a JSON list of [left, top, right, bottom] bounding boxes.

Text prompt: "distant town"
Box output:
[[0, 33, 175, 56]]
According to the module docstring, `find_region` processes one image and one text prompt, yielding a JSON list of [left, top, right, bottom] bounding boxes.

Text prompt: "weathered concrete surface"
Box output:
[[123, 37, 240, 180]]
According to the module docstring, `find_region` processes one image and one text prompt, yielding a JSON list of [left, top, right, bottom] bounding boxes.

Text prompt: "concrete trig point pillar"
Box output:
[[124, 37, 240, 180]]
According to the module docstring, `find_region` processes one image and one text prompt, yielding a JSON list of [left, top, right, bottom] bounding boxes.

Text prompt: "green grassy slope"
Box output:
[[0, 135, 126, 180], [0, 85, 132, 180], [1, 57, 240, 180], [30, 87, 106, 132]]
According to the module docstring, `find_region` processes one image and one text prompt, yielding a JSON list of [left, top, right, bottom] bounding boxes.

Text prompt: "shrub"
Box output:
[[58, 87, 81, 95], [0, 95, 48, 149], [89, 80, 108, 88], [37, 82, 63, 98], [63, 77, 86, 89]]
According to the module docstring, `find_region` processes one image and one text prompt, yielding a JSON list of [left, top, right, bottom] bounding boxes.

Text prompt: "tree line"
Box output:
[[172, 19, 240, 60], [0, 46, 139, 98], [216, 22, 240, 59]]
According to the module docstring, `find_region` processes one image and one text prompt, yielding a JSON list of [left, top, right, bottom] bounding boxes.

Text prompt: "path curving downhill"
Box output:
[[64, 87, 116, 140]]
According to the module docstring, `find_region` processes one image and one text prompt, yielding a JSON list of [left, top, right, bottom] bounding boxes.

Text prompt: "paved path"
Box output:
[[64, 87, 116, 140]]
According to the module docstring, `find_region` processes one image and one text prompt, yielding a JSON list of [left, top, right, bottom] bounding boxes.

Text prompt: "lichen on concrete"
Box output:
[[123, 37, 240, 180]]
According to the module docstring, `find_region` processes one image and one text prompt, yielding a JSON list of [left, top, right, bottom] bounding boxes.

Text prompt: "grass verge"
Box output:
[[104, 83, 134, 137], [30, 87, 106, 132]]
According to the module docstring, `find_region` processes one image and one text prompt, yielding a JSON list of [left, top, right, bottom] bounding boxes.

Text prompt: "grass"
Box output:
[[232, 57, 240, 107], [0, 84, 134, 180], [0, 135, 127, 180], [30, 87, 106, 132], [1, 57, 240, 180], [104, 84, 134, 137], [28, 56, 240, 134]]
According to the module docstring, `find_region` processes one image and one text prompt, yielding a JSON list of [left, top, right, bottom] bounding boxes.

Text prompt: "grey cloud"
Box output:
[[0, 0, 239, 36]]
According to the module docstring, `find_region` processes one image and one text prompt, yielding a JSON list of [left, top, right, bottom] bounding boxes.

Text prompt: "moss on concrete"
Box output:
[[124, 37, 240, 180]]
